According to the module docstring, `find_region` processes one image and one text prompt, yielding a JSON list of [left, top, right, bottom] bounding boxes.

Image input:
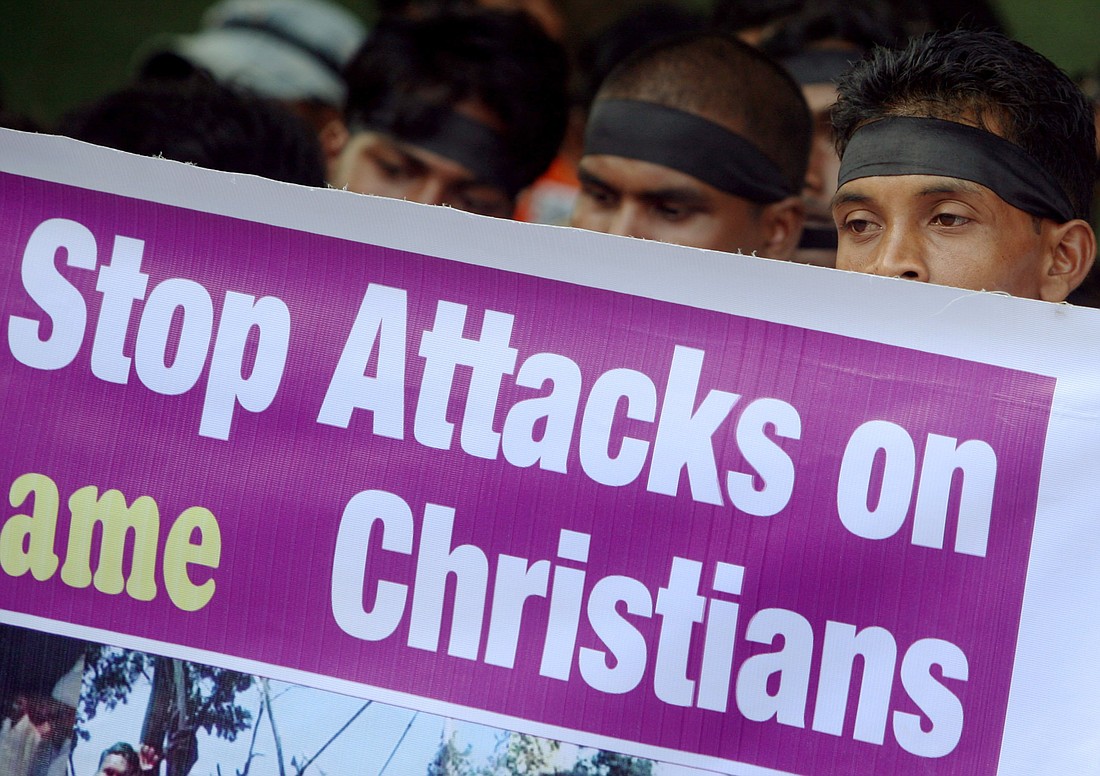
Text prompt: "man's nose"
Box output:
[[606, 203, 651, 240], [409, 177, 448, 207], [803, 146, 826, 199], [870, 224, 929, 282]]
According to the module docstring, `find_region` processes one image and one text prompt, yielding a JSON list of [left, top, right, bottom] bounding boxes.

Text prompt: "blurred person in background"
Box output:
[[329, 7, 568, 218], [135, 0, 366, 158], [376, 0, 566, 40], [711, 0, 803, 45], [759, 0, 904, 266], [711, 0, 1004, 44], [57, 74, 327, 187]]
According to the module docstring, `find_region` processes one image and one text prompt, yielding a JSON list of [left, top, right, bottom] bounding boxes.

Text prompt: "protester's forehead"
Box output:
[[881, 106, 1002, 133], [832, 173, 1008, 210]]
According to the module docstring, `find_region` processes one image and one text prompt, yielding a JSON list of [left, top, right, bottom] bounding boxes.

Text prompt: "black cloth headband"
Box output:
[[354, 107, 522, 196], [584, 99, 794, 203], [837, 116, 1075, 223]]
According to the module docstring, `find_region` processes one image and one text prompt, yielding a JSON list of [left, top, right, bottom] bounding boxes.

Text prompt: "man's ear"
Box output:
[[1040, 219, 1097, 302], [319, 118, 350, 164], [759, 196, 806, 261]]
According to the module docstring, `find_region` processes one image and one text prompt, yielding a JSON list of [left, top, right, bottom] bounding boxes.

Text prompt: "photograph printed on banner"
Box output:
[[1, 623, 680, 776], [0, 624, 87, 776]]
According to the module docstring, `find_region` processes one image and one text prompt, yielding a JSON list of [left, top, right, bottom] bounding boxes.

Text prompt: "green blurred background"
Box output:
[[0, 0, 1096, 127]]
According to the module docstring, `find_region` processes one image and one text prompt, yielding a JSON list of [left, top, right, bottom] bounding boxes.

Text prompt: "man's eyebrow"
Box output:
[[395, 146, 430, 175], [577, 167, 708, 206], [577, 167, 613, 190], [380, 138, 434, 175], [831, 190, 871, 209]]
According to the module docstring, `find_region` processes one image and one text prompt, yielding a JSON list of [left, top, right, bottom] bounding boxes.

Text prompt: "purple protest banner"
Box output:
[[1, 131, 1098, 776]]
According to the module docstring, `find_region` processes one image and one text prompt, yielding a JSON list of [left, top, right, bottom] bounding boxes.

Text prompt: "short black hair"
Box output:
[[595, 31, 811, 195], [833, 29, 1097, 221], [57, 75, 326, 187], [342, 8, 568, 193], [99, 742, 140, 774]]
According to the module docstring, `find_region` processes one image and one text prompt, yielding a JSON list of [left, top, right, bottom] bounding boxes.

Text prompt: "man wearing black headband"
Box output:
[[328, 8, 568, 218], [570, 32, 811, 259], [831, 29, 1097, 302]]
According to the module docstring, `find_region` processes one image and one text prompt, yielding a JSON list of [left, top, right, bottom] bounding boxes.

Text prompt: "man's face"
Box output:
[[794, 82, 842, 267], [96, 754, 132, 776], [832, 174, 1054, 299], [328, 131, 513, 218], [801, 82, 841, 229], [571, 154, 769, 255]]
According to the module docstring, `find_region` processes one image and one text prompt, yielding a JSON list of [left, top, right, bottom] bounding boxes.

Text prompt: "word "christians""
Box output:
[[332, 488, 968, 759]]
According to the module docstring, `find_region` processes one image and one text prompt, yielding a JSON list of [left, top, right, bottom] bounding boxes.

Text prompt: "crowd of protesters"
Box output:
[[0, 2, 1097, 774], [1, 0, 1096, 304]]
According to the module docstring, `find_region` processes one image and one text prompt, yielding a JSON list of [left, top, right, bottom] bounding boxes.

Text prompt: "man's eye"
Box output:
[[655, 202, 692, 221], [931, 213, 969, 227], [842, 218, 874, 234], [581, 185, 615, 207], [456, 193, 512, 218], [375, 156, 412, 181]]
